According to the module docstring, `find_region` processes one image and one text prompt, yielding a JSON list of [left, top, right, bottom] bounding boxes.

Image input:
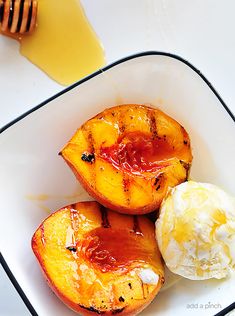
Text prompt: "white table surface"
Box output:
[[1, 1, 235, 315]]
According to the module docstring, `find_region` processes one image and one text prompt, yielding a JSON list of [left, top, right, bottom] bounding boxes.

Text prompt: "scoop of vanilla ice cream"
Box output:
[[156, 181, 235, 280]]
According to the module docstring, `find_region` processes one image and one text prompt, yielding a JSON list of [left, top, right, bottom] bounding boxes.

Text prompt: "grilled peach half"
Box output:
[[60, 104, 192, 214], [32, 201, 164, 315]]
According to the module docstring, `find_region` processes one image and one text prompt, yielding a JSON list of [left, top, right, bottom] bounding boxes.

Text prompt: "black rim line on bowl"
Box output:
[[215, 303, 235, 316], [0, 51, 234, 133], [0, 51, 234, 316], [0, 253, 38, 316]]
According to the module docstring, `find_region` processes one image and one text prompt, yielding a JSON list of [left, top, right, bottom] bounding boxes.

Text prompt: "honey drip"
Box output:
[[1, 0, 105, 85], [82, 228, 152, 273]]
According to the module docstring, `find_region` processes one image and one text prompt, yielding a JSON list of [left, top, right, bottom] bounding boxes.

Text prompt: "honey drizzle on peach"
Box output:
[[66, 205, 151, 309], [66, 205, 151, 273], [82, 227, 150, 273]]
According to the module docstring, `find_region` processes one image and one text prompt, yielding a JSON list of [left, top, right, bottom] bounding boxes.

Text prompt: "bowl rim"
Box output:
[[0, 51, 234, 316], [1, 51, 234, 134]]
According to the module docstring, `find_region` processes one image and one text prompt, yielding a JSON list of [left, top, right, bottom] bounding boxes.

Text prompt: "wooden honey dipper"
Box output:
[[0, 0, 38, 34]]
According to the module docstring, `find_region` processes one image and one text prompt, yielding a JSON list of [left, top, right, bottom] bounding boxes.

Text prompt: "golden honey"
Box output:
[[1, 0, 105, 85]]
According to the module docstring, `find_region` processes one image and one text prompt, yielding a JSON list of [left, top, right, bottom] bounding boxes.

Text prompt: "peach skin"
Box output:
[[32, 201, 165, 315]]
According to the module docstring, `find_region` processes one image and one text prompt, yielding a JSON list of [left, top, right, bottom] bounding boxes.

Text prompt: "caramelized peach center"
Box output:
[[99, 132, 174, 174], [81, 227, 152, 273]]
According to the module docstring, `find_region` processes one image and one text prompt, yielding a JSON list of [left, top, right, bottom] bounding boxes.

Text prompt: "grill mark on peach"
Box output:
[[117, 108, 126, 135], [70, 206, 78, 230], [132, 216, 143, 236], [71, 203, 77, 210], [122, 176, 131, 206], [112, 307, 125, 314], [180, 125, 191, 148], [157, 173, 167, 195], [81, 126, 96, 189], [180, 125, 188, 138], [153, 174, 168, 204], [150, 173, 167, 204], [152, 173, 165, 191], [79, 305, 105, 314], [110, 104, 129, 198], [66, 207, 78, 252], [87, 129, 95, 153], [148, 110, 157, 137], [147, 109, 157, 203], [100, 205, 111, 228], [139, 279, 146, 300], [180, 160, 191, 179]]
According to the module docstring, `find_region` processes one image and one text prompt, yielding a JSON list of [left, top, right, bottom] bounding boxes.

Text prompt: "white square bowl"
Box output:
[[0, 52, 235, 316]]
